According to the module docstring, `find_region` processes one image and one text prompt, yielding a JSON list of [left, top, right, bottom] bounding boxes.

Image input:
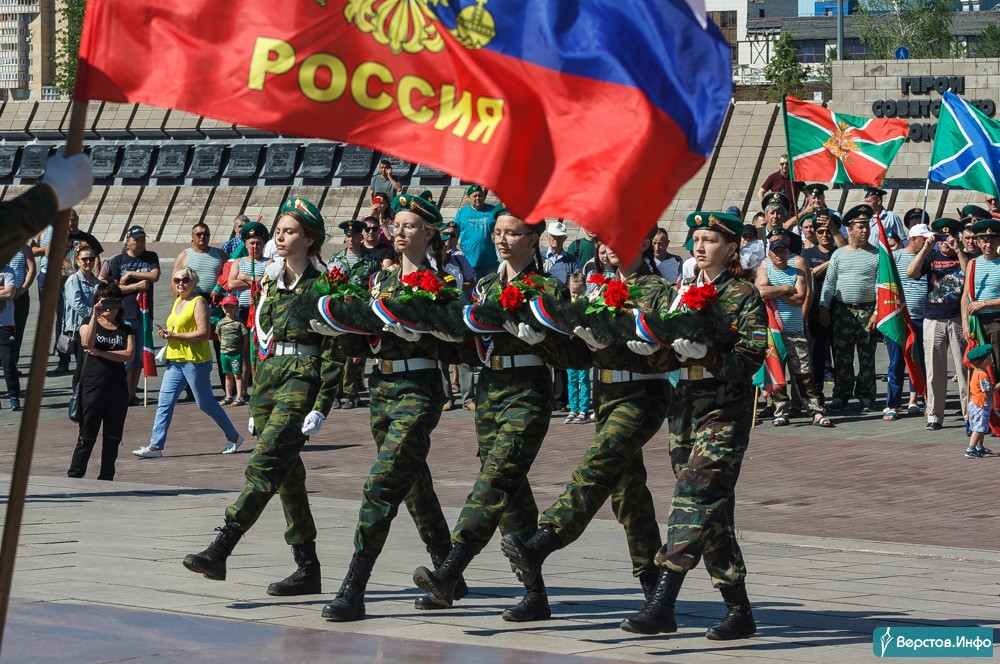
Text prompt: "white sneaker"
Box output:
[[132, 445, 162, 458], [563, 412, 579, 424], [221, 435, 244, 455]]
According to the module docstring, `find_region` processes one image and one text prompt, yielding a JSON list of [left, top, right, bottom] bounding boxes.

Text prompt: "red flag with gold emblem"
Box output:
[[874, 219, 926, 396], [74, 0, 733, 263]]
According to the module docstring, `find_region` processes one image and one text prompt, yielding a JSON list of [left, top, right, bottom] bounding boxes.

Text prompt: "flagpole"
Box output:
[[752, 387, 759, 429], [0, 100, 87, 655], [143, 374, 148, 408], [921, 178, 930, 216]]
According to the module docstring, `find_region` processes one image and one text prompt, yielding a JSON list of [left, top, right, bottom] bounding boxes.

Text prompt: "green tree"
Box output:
[[818, 46, 838, 101], [50, 0, 87, 96], [974, 23, 1000, 58], [763, 32, 805, 104], [853, 0, 957, 59]]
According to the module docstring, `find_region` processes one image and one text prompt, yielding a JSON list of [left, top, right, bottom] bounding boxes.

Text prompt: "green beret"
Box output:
[[966, 344, 993, 364], [239, 221, 269, 241], [972, 218, 1000, 237], [863, 186, 887, 197], [762, 191, 790, 211], [803, 183, 828, 196], [686, 211, 743, 238], [392, 193, 443, 226], [492, 204, 515, 221], [800, 213, 817, 224], [465, 184, 484, 196], [766, 227, 789, 239], [418, 189, 435, 202], [931, 218, 962, 235], [280, 198, 325, 239], [962, 205, 991, 223], [843, 204, 874, 225], [338, 219, 366, 235]]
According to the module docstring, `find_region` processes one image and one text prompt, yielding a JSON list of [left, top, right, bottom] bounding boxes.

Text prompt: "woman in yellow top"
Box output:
[[132, 266, 243, 458]]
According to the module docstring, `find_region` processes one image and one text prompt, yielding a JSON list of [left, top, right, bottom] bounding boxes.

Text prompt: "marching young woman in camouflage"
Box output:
[[314, 193, 458, 622], [183, 199, 341, 597], [500, 229, 673, 614], [620, 210, 766, 641], [412, 206, 586, 622]]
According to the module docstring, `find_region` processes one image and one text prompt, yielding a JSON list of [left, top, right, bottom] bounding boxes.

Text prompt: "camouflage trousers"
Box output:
[[352, 365, 451, 558], [540, 379, 667, 577], [451, 365, 552, 555], [772, 332, 823, 418], [831, 300, 877, 401], [226, 354, 335, 545], [658, 377, 753, 587]]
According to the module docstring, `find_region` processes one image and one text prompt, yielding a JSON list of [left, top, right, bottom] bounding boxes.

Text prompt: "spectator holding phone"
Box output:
[[369, 158, 402, 203], [67, 282, 132, 480], [63, 244, 101, 344]]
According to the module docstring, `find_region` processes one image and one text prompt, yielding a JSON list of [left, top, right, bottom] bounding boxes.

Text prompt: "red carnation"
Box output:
[[603, 280, 630, 308], [418, 271, 442, 294], [499, 285, 525, 310], [588, 273, 608, 286], [326, 266, 347, 285], [680, 283, 718, 310], [401, 272, 421, 288]]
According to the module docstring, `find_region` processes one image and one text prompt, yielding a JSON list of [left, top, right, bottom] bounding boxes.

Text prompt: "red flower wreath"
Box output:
[[679, 282, 718, 311]]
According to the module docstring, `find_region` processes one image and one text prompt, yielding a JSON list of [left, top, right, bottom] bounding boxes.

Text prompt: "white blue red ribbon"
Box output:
[[317, 297, 371, 335], [371, 299, 427, 332], [634, 308, 665, 346], [463, 304, 504, 333], [529, 297, 571, 336]]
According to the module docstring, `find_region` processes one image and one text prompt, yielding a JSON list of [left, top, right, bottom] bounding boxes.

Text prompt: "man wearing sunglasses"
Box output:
[[359, 215, 395, 269], [801, 212, 839, 394]]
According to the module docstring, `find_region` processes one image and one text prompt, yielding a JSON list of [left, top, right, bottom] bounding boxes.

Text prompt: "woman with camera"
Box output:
[[132, 266, 242, 459], [67, 282, 132, 480]]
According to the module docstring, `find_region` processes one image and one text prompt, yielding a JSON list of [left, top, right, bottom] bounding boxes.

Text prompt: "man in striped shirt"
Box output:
[[818, 205, 880, 414]]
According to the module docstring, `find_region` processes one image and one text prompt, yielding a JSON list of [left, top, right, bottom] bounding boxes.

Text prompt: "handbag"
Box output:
[[55, 331, 76, 355], [68, 353, 89, 423]]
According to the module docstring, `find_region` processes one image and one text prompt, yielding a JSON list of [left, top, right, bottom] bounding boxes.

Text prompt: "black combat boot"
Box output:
[[183, 524, 244, 581], [267, 541, 322, 596], [705, 583, 756, 640], [501, 573, 551, 622], [413, 543, 474, 608], [413, 544, 471, 610], [620, 567, 685, 634], [499, 527, 561, 587], [322, 553, 375, 622], [639, 569, 658, 600]]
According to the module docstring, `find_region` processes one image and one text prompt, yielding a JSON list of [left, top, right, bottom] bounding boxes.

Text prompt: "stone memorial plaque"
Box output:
[[414, 163, 447, 179], [189, 144, 224, 179], [0, 147, 16, 177], [299, 144, 336, 178], [89, 145, 119, 178], [225, 144, 261, 178], [334, 145, 373, 178], [153, 145, 189, 178], [118, 145, 154, 178], [17, 145, 50, 179], [263, 144, 298, 179]]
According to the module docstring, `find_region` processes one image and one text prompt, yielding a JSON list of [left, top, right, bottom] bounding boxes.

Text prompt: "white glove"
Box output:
[[301, 410, 325, 435], [430, 329, 463, 343], [672, 338, 708, 360], [248, 416, 256, 436], [309, 319, 343, 337], [626, 340, 660, 356], [383, 322, 421, 342], [573, 326, 607, 351], [41, 152, 92, 211], [502, 321, 546, 346]]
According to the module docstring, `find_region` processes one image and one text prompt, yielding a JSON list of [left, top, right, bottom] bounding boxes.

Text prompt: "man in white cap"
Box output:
[[882, 223, 933, 421], [543, 221, 580, 284]]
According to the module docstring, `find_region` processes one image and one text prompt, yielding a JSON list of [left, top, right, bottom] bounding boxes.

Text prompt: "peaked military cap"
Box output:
[[803, 183, 828, 197], [766, 226, 790, 239], [393, 192, 443, 226], [686, 211, 744, 237], [239, 220, 269, 241], [843, 204, 874, 225], [762, 191, 790, 211], [862, 186, 887, 197], [931, 218, 962, 235], [280, 198, 325, 239], [972, 218, 1000, 237], [339, 219, 366, 235], [962, 205, 991, 224]]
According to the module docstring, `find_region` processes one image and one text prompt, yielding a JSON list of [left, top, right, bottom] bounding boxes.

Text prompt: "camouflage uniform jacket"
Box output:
[[1, 184, 57, 268], [467, 262, 590, 370], [670, 270, 767, 383], [337, 263, 456, 362], [328, 247, 379, 288], [590, 272, 676, 374], [254, 260, 341, 415]]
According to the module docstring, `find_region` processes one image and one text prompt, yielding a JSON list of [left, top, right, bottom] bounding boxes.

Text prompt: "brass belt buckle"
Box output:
[[490, 355, 505, 371], [381, 359, 394, 374], [688, 366, 704, 381], [600, 369, 614, 384]]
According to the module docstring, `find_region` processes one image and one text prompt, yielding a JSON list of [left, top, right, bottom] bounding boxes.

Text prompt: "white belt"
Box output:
[[271, 341, 319, 357], [598, 369, 670, 384], [679, 366, 714, 380], [379, 358, 439, 374], [488, 354, 545, 371]]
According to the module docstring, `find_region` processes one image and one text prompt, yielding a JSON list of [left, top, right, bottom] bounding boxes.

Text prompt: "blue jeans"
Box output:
[[885, 319, 924, 410], [149, 360, 238, 450]]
